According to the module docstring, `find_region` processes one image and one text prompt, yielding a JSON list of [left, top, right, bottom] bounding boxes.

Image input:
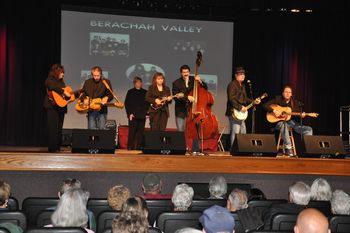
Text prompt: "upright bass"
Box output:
[[186, 51, 219, 141]]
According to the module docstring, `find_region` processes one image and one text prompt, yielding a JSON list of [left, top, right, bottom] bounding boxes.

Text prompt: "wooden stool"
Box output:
[[277, 127, 297, 156]]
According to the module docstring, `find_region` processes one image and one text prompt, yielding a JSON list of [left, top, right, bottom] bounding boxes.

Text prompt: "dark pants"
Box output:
[[149, 111, 168, 131], [128, 118, 146, 150], [46, 107, 65, 152]]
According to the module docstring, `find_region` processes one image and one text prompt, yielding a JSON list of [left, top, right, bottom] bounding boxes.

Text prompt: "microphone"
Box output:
[[246, 80, 252, 86]]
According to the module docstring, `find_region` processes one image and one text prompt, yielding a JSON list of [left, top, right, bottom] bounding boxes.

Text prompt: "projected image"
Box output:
[[198, 74, 218, 96], [172, 40, 206, 53], [126, 63, 165, 86], [90, 32, 129, 57]]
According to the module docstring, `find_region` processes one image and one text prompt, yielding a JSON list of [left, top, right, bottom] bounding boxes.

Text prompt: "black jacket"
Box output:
[[145, 85, 171, 116], [237, 206, 264, 232], [225, 79, 252, 116], [124, 88, 148, 119]]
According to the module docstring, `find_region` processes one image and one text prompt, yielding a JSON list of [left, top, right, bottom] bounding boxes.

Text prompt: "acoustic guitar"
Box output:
[[150, 92, 184, 110], [266, 104, 319, 123], [75, 97, 124, 113], [48, 86, 76, 107], [232, 92, 268, 121]]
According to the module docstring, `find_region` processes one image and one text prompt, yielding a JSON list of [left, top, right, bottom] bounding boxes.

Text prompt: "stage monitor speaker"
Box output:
[[231, 134, 277, 157], [303, 135, 346, 158], [142, 131, 186, 155], [61, 128, 73, 146], [71, 129, 116, 154]]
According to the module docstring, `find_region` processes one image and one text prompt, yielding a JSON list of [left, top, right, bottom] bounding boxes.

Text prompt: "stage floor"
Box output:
[[1, 146, 350, 176]]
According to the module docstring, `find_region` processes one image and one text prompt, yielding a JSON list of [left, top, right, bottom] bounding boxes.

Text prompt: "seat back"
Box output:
[[329, 215, 350, 233], [87, 198, 112, 220], [96, 211, 119, 233], [145, 199, 173, 225], [307, 201, 332, 216], [22, 197, 59, 227], [24, 227, 87, 233], [7, 197, 19, 211], [148, 226, 162, 233], [271, 213, 298, 231], [191, 199, 227, 211], [156, 211, 202, 233], [248, 199, 288, 214], [36, 210, 54, 227], [0, 227, 10, 233], [0, 211, 27, 231]]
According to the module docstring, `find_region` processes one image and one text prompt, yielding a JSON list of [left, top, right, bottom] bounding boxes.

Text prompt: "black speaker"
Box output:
[[231, 134, 277, 157], [71, 129, 116, 154], [303, 135, 346, 158], [142, 131, 186, 155], [61, 128, 73, 146]]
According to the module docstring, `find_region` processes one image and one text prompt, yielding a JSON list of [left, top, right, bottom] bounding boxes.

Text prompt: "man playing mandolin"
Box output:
[[264, 85, 316, 156], [225, 67, 261, 149]]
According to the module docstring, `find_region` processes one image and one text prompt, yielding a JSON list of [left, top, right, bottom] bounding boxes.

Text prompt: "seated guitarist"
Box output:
[[263, 85, 313, 156], [79, 66, 113, 129], [225, 67, 261, 149]]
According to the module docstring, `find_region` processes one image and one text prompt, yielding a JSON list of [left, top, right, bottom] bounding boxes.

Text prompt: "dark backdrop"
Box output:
[[1, 1, 349, 146]]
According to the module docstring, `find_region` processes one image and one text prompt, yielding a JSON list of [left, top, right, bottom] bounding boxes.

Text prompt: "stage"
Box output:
[[1, 147, 350, 175]]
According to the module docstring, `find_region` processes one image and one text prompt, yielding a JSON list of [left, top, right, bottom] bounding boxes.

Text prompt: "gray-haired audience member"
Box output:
[[331, 189, 350, 215], [172, 183, 194, 211], [50, 188, 94, 233], [208, 176, 227, 199], [142, 173, 172, 199], [58, 177, 82, 197], [263, 181, 311, 230], [294, 208, 330, 233], [227, 188, 263, 232], [175, 227, 202, 233], [310, 178, 332, 201]]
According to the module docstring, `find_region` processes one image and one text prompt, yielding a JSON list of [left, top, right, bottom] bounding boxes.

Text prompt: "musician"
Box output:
[[79, 66, 113, 129], [124, 77, 148, 150], [172, 64, 207, 153], [145, 72, 172, 131], [263, 85, 313, 156], [43, 64, 71, 152], [225, 67, 261, 148]]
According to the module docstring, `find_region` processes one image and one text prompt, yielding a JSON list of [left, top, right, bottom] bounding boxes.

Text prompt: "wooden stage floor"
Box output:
[[1, 146, 350, 176]]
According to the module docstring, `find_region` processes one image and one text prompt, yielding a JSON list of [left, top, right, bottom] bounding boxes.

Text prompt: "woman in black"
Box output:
[[43, 64, 71, 152], [124, 77, 148, 150], [145, 72, 172, 131]]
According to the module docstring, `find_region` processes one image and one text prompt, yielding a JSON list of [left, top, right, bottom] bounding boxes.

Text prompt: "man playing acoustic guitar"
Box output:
[[264, 85, 317, 156]]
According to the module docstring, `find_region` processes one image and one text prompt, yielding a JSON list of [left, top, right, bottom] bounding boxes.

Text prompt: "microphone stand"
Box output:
[[248, 81, 255, 134], [298, 100, 304, 142]]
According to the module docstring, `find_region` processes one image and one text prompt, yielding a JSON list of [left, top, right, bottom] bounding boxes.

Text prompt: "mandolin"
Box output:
[[150, 92, 184, 110]]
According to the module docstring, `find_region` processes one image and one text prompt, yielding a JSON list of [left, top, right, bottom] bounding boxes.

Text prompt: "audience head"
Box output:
[[289, 181, 311, 205], [175, 227, 202, 233], [227, 188, 248, 212], [58, 178, 82, 198], [51, 188, 90, 228], [121, 196, 148, 218], [208, 176, 227, 199], [108, 185, 131, 211], [142, 173, 162, 194], [294, 208, 330, 233], [310, 178, 332, 201], [199, 205, 235, 233], [331, 189, 350, 215], [0, 181, 11, 208], [172, 183, 194, 211]]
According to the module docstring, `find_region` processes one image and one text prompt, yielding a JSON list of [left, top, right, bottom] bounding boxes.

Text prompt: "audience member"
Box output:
[[142, 173, 172, 199], [331, 189, 350, 215], [199, 205, 235, 233], [208, 176, 227, 199], [175, 227, 202, 233], [172, 183, 194, 211], [107, 185, 131, 211], [310, 178, 332, 201], [263, 181, 311, 230], [227, 188, 263, 231], [121, 196, 149, 219], [294, 208, 330, 233], [49, 188, 94, 233], [0, 181, 24, 233]]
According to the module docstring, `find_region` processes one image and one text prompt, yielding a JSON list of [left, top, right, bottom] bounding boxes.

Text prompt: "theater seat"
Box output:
[[22, 197, 59, 227], [7, 197, 19, 211], [0, 227, 10, 233], [24, 227, 87, 233], [271, 213, 298, 231], [0, 211, 27, 231], [145, 199, 173, 225], [156, 211, 202, 233], [87, 198, 112, 219], [36, 210, 54, 227], [307, 201, 332, 216], [191, 199, 227, 211], [149, 227, 162, 233], [329, 215, 350, 233], [248, 199, 288, 213], [96, 211, 119, 233]]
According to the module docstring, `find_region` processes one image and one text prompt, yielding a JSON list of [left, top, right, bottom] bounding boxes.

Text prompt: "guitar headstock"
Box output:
[[176, 92, 185, 98], [261, 92, 268, 99], [196, 51, 202, 67], [309, 113, 319, 118]]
